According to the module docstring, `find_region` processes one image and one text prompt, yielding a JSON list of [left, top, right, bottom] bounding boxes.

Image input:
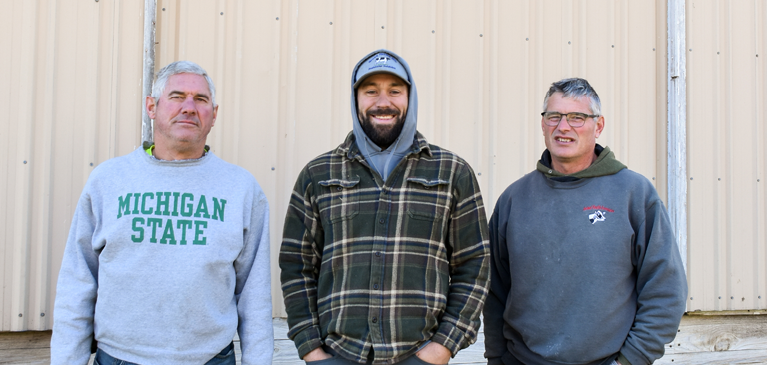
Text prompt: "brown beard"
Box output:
[[358, 108, 406, 150]]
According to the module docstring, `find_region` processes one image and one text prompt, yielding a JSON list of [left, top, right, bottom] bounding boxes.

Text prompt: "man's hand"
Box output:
[[415, 342, 451, 364], [303, 347, 332, 362]]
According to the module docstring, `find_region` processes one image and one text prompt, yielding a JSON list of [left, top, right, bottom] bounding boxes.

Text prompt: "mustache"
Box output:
[[366, 108, 401, 116], [171, 115, 200, 124]]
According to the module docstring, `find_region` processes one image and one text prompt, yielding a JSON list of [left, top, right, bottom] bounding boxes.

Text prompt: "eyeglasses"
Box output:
[[541, 111, 599, 127]]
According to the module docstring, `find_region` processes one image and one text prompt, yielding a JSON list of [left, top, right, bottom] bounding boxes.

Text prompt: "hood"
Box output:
[[350, 49, 418, 182], [537, 144, 627, 180]]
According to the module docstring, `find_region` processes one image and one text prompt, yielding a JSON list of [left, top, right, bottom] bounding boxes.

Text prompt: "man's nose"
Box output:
[[375, 94, 392, 107], [181, 96, 197, 113], [556, 117, 572, 131]]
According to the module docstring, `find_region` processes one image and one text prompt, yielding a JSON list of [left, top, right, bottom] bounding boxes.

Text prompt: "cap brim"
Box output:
[[353, 70, 411, 88]]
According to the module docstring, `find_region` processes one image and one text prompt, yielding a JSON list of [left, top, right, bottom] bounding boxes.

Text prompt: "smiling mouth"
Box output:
[[371, 114, 395, 120], [555, 137, 574, 143]]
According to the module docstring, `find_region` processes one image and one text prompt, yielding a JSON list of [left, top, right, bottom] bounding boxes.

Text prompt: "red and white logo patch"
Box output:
[[583, 205, 614, 224]]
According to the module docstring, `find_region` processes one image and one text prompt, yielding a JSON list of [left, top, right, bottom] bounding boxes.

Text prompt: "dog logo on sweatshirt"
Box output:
[[584, 205, 613, 225], [375, 55, 390, 64], [589, 210, 606, 224]]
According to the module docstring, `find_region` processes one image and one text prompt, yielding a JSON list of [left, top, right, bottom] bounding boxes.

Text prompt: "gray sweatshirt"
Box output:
[[51, 148, 273, 365], [484, 146, 687, 365]]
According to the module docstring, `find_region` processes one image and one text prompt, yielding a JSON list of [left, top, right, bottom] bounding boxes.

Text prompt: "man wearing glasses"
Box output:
[[483, 78, 687, 365]]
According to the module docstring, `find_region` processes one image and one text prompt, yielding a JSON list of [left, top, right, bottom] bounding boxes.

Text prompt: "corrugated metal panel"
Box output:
[[1, 0, 674, 329], [686, 0, 767, 311], [154, 0, 664, 317], [0, 0, 144, 331]]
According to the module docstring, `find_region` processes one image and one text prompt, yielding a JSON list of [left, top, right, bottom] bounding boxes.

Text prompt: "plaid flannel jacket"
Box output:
[[279, 132, 490, 364]]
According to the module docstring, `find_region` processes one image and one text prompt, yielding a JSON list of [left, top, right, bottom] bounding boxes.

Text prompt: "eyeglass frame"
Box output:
[[540, 111, 600, 128]]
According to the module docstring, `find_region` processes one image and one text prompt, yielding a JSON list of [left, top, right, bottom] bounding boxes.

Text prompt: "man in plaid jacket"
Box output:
[[279, 49, 490, 365]]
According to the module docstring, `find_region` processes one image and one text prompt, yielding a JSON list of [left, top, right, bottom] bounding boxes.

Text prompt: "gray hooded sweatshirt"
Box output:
[[350, 49, 418, 182]]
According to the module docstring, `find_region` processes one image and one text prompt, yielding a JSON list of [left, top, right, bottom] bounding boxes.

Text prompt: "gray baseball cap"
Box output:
[[353, 52, 411, 88]]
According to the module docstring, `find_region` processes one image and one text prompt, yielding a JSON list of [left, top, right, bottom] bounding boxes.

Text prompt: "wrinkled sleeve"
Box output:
[[430, 164, 491, 355], [50, 188, 100, 365], [279, 168, 324, 359], [236, 184, 273, 365], [621, 200, 687, 365], [483, 197, 512, 365]]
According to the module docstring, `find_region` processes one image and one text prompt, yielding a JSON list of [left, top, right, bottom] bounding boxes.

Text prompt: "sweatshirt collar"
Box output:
[[537, 144, 626, 180]]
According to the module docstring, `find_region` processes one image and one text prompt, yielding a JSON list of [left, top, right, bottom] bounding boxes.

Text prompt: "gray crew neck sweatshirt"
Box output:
[[51, 148, 273, 365]]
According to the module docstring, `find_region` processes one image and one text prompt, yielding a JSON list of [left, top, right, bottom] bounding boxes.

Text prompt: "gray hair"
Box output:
[[151, 61, 217, 106], [542, 78, 601, 116]]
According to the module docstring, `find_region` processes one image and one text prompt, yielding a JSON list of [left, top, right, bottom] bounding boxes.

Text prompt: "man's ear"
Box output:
[[146, 96, 157, 119], [595, 115, 605, 138], [212, 105, 218, 127]]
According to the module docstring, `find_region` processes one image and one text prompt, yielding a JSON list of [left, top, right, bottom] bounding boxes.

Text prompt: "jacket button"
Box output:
[[372, 317, 378, 323], [375, 252, 381, 257], [337, 187, 343, 191], [379, 219, 384, 224], [373, 284, 379, 289]]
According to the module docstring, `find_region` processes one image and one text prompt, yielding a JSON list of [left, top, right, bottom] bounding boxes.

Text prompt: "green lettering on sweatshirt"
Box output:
[[118, 193, 133, 219], [131, 217, 145, 242], [212, 197, 226, 222], [160, 218, 177, 244], [171, 192, 180, 216], [147, 218, 162, 243], [193, 220, 208, 245], [155, 192, 172, 216], [177, 219, 193, 245], [132, 193, 141, 214], [194, 195, 210, 219], [141, 193, 155, 214], [180, 193, 194, 217]]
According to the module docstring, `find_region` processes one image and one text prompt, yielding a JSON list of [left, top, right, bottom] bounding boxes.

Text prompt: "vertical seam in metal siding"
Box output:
[[667, 0, 688, 275], [142, 0, 156, 147]]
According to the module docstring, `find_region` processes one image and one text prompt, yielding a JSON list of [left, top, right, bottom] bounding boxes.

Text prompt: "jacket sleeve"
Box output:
[[50, 189, 100, 365], [430, 164, 491, 355], [620, 200, 687, 365], [483, 198, 512, 365], [236, 185, 274, 365], [279, 168, 324, 359]]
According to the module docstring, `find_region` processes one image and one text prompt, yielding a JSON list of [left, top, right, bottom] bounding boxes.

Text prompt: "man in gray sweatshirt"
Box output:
[[483, 78, 687, 365], [51, 61, 273, 364]]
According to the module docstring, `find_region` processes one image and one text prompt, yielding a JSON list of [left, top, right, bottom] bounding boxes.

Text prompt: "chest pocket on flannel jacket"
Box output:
[[405, 177, 451, 222], [318, 176, 360, 223]]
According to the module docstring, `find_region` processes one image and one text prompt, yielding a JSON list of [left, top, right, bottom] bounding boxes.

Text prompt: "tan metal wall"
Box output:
[[0, 0, 145, 331], [685, 0, 767, 311], [152, 0, 666, 317], [5, 0, 716, 330]]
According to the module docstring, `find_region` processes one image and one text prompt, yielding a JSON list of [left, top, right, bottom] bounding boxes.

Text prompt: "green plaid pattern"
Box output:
[[280, 132, 490, 364]]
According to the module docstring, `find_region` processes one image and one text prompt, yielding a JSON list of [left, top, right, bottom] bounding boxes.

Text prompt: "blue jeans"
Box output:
[[94, 342, 235, 365]]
